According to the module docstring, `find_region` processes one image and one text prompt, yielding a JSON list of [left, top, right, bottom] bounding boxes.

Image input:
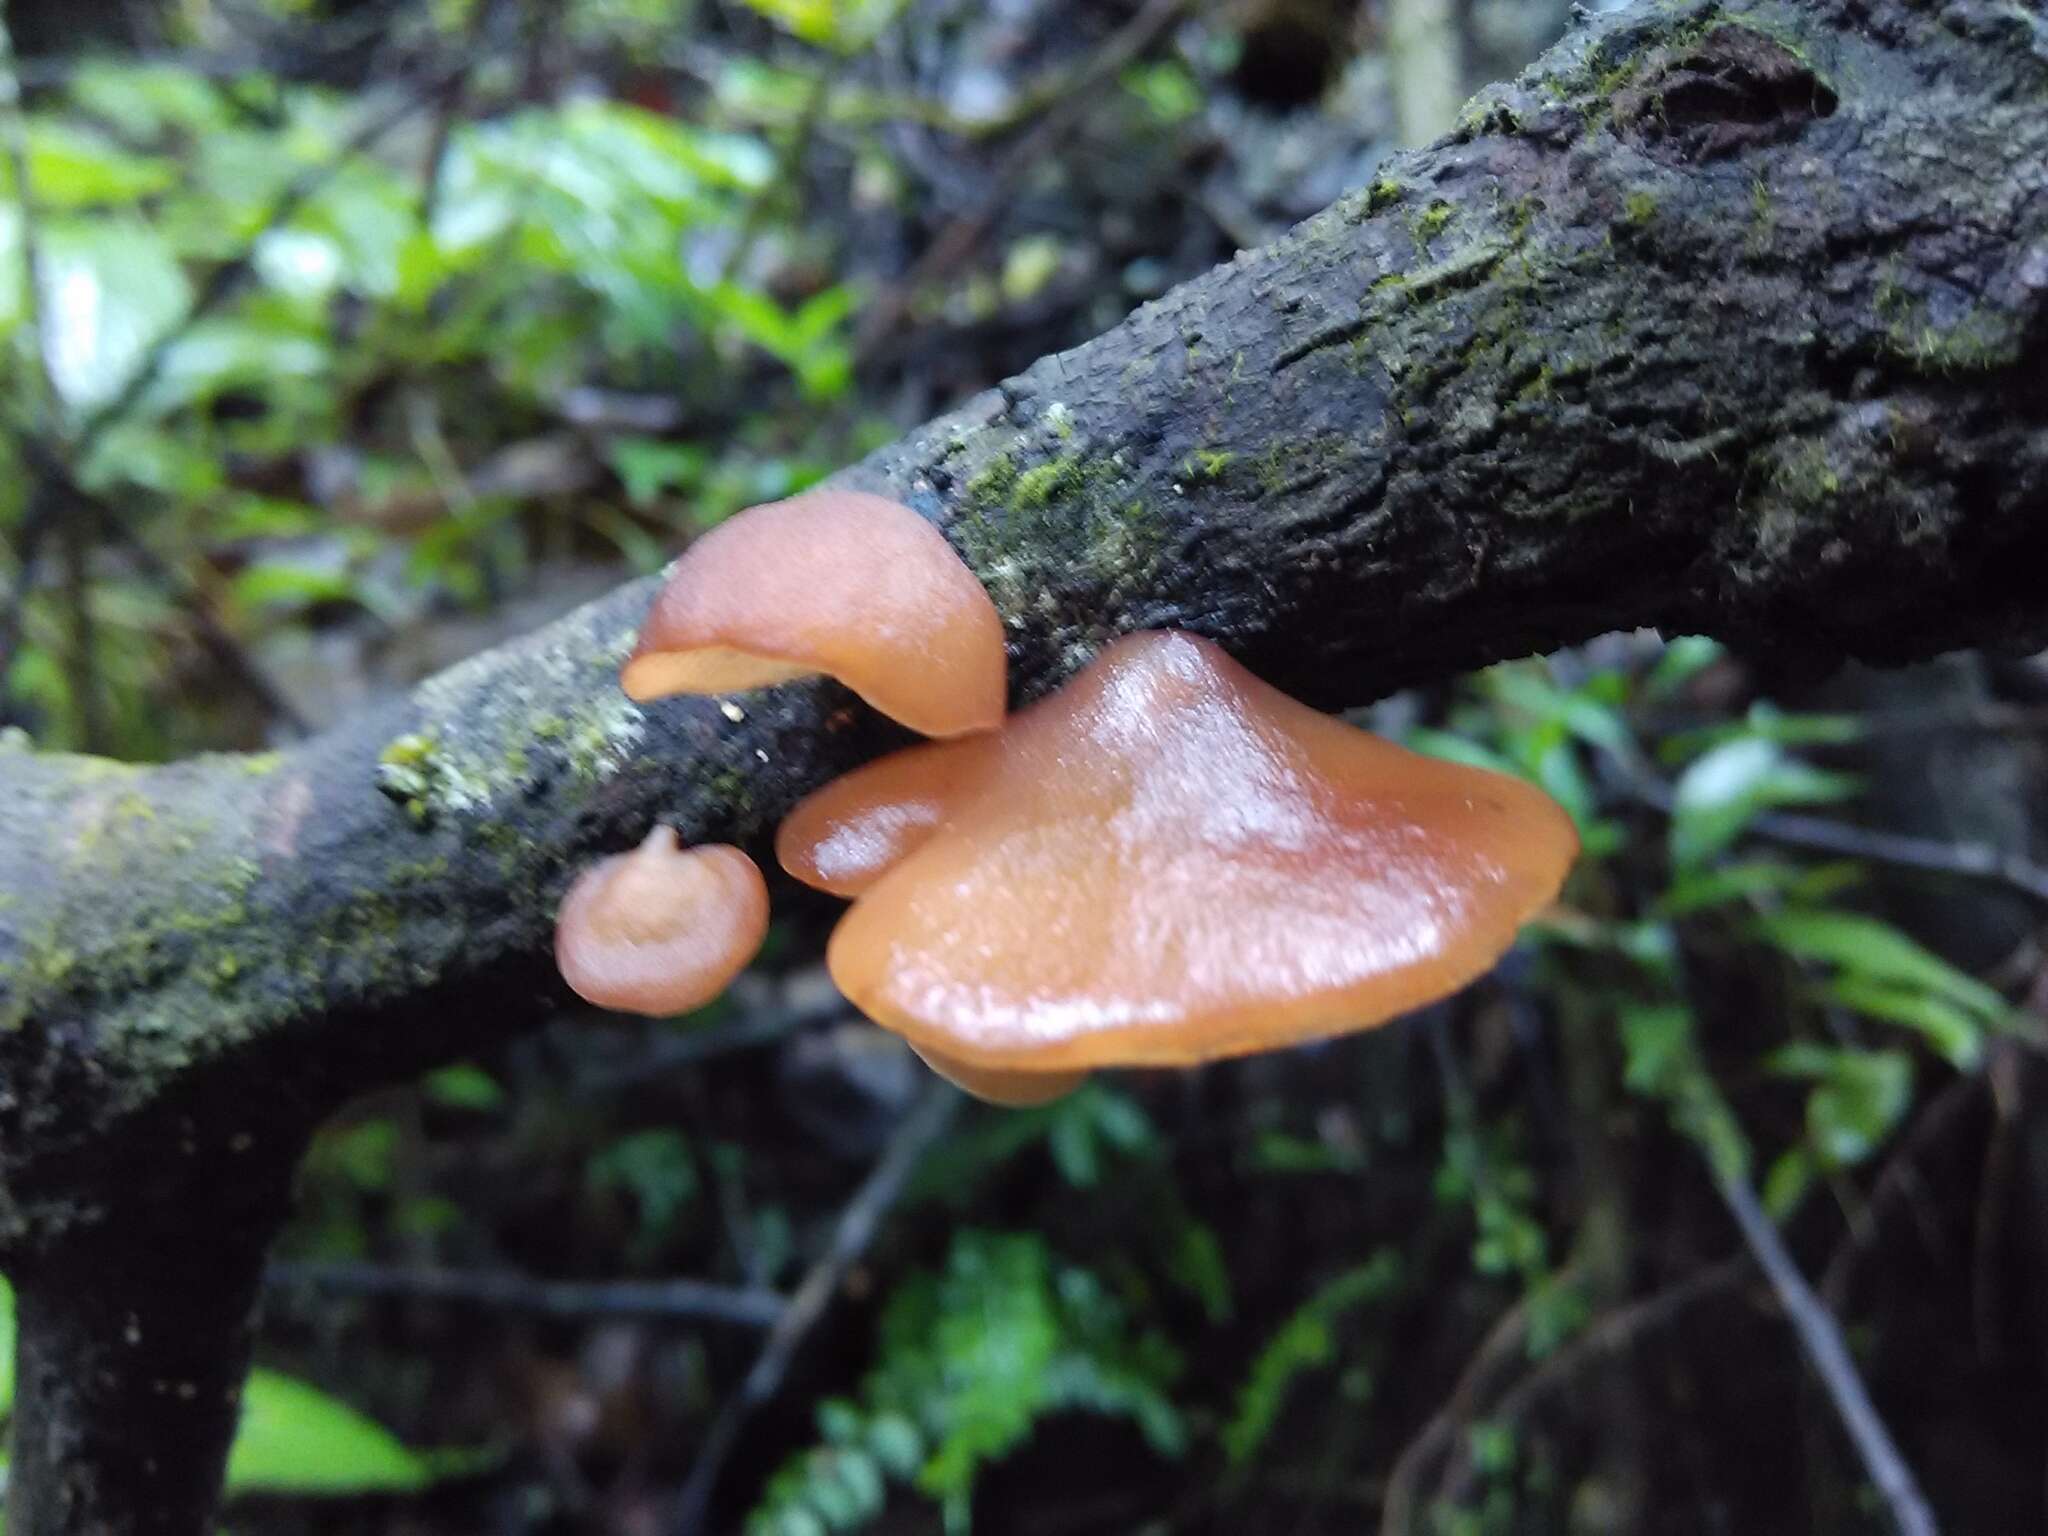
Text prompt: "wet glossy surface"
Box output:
[[555, 828, 769, 1016], [908, 1044, 1088, 1106], [620, 490, 1007, 738], [829, 631, 1579, 1069], [775, 735, 993, 896]]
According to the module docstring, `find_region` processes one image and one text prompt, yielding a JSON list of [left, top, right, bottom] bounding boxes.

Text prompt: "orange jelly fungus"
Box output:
[[908, 1045, 1088, 1108], [827, 630, 1579, 1075], [555, 827, 769, 1016], [775, 735, 992, 897], [620, 488, 1007, 738]]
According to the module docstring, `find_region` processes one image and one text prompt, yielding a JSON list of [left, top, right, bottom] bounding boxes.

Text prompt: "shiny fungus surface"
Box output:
[[620, 489, 1006, 738], [827, 630, 1579, 1073], [775, 734, 993, 897], [555, 827, 769, 1016], [907, 1045, 1088, 1108]]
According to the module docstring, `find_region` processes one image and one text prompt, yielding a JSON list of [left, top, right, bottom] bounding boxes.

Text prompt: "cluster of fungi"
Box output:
[[554, 489, 1580, 1106]]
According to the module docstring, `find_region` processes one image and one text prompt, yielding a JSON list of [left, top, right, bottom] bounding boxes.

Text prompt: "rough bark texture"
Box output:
[[1, 0, 2045, 1528], [5, 1146, 299, 1534]]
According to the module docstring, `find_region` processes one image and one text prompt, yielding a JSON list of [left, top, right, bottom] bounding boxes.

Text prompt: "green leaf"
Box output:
[[1661, 702, 1865, 764], [1168, 1221, 1234, 1324], [1403, 727, 1521, 778], [1222, 1253, 1400, 1467], [422, 1064, 506, 1112], [1486, 668, 1637, 760], [1528, 734, 1599, 829], [150, 317, 329, 411], [0, 1273, 15, 1413], [1762, 1146, 1815, 1219], [231, 560, 363, 616], [865, 1413, 923, 1478], [1752, 910, 2011, 1021], [1767, 1045, 1913, 1168], [1122, 61, 1204, 123], [588, 1128, 700, 1254], [70, 61, 234, 139], [1642, 635, 1725, 700], [608, 438, 708, 508], [1617, 1001, 1750, 1181], [1822, 976, 1983, 1070], [18, 122, 179, 208], [1668, 738, 1859, 867], [1657, 858, 1815, 916], [38, 216, 193, 411], [737, 0, 896, 48], [225, 1369, 432, 1495]]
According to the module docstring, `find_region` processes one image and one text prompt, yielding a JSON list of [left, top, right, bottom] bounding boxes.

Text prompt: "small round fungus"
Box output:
[[775, 735, 993, 897], [555, 827, 769, 1016], [827, 630, 1579, 1075], [621, 489, 1007, 738]]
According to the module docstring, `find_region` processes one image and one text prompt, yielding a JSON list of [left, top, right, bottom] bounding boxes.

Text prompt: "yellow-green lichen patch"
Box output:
[[1249, 432, 1352, 499], [1009, 454, 1087, 510], [950, 437, 1172, 630], [963, 450, 1019, 506], [1412, 200, 1455, 251], [1179, 448, 1237, 484], [392, 597, 649, 822]]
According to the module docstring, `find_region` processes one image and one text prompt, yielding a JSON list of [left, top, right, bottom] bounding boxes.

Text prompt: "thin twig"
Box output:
[[264, 1260, 786, 1327], [76, 490, 311, 737], [5, 439, 311, 736], [670, 1082, 961, 1535], [1379, 1265, 1563, 1535], [1711, 1163, 1938, 1536], [0, 17, 58, 714], [0, 484, 57, 709], [851, 0, 1194, 362], [1969, 1045, 2024, 1360], [57, 493, 103, 751], [1820, 1071, 1982, 1308], [716, 58, 837, 287], [418, 0, 496, 228], [1742, 807, 2048, 906], [576, 992, 851, 1093], [1633, 777, 2048, 906], [1426, 1256, 1751, 1517]]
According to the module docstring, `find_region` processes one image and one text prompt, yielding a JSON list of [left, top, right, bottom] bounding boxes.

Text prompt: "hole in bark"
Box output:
[[1616, 24, 1839, 162]]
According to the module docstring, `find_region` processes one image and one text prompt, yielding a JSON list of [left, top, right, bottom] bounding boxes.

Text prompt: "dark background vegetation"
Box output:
[[2, 0, 2046, 1532]]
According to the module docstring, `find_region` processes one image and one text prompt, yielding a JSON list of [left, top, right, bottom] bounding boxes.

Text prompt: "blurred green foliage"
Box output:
[[2, 2, 2035, 1529], [1, 10, 881, 756], [750, 1229, 1184, 1536], [0, 1275, 465, 1511]]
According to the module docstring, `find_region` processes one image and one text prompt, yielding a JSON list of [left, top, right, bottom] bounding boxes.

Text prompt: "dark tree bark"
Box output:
[[1, 0, 2045, 1529]]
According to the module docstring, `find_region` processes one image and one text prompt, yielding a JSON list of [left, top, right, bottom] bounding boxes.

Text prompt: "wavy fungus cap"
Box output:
[[826, 631, 1579, 1074], [620, 489, 1007, 738], [555, 827, 769, 1016], [775, 735, 993, 897]]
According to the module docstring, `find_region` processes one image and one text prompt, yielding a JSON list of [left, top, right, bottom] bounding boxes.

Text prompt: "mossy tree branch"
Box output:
[[2, 0, 2046, 1529]]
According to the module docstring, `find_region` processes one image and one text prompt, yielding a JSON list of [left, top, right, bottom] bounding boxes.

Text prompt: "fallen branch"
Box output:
[[2, 1, 2046, 1530], [264, 1261, 786, 1328]]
